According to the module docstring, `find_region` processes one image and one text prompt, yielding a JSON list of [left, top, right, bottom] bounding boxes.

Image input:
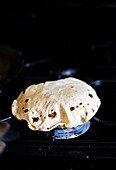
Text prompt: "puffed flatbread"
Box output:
[[12, 77, 101, 131]]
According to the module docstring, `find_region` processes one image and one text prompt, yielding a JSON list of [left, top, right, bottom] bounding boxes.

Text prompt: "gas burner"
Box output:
[[54, 121, 90, 139], [32, 122, 91, 140]]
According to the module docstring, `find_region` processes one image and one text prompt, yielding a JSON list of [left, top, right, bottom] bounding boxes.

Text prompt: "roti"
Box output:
[[12, 77, 101, 131]]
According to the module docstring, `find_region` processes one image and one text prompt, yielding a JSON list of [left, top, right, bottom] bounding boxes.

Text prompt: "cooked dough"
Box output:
[[12, 77, 101, 131]]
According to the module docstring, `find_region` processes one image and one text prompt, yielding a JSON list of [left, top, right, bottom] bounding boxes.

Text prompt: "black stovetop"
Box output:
[[0, 58, 116, 169], [1, 3, 116, 169]]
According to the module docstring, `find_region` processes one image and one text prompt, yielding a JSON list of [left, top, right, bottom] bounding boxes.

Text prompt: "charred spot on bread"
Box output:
[[25, 99, 29, 103], [32, 117, 39, 122], [70, 107, 75, 111], [89, 93, 93, 98], [24, 109, 28, 113], [48, 111, 57, 118], [85, 111, 88, 116]]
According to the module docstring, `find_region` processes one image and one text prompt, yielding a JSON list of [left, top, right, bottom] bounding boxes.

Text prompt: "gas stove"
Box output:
[[1, 2, 116, 169], [0, 57, 116, 169]]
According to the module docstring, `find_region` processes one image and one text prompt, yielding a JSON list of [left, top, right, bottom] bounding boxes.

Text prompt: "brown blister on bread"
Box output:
[[48, 111, 57, 118], [32, 117, 39, 123]]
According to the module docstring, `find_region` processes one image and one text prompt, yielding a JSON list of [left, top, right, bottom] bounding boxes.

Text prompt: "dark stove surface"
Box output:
[[1, 58, 116, 169]]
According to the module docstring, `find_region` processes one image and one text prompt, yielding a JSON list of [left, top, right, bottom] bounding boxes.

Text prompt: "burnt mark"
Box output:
[[92, 108, 94, 112], [89, 93, 93, 98], [22, 107, 24, 110], [76, 105, 79, 108], [25, 99, 29, 103], [32, 117, 39, 123], [24, 109, 28, 113], [70, 86, 74, 88], [44, 116, 46, 119], [70, 107, 75, 111], [48, 111, 57, 118], [48, 114, 52, 117], [79, 102, 83, 105], [85, 111, 88, 116], [47, 128, 49, 130]]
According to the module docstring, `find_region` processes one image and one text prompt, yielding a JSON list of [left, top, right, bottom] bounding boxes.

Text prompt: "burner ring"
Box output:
[[53, 121, 91, 139]]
